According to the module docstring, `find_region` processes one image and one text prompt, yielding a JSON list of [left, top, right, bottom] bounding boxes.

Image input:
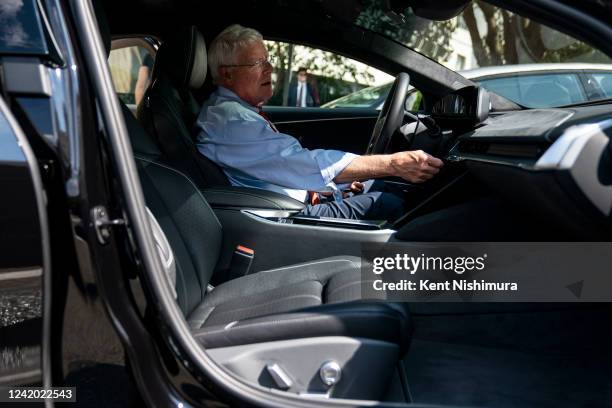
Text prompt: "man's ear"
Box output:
[[218, 67, 232, 84]]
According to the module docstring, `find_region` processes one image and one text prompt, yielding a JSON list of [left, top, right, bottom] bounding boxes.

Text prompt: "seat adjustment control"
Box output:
[[319, 360, 342, 386], [266, 363, 293, 390]]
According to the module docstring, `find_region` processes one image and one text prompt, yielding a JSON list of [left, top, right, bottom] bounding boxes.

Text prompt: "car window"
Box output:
[[264, 40, 393, 108], [323, 83, 392, 108], [108, 41, 156, 106], [477, 73, 586, 108], [590, 73, 612, 98]]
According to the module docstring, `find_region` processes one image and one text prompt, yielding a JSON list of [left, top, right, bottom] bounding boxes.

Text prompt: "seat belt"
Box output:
[[229, 245, 255, 279]]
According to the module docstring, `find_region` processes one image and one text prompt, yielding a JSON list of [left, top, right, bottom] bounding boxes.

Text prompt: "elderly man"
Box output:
[[195, 24, 443, 221]]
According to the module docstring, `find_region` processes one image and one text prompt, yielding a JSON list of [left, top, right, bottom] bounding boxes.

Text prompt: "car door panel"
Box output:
[[263, 106, 378, 154]]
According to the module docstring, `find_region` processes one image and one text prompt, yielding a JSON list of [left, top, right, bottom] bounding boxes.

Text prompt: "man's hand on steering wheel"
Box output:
[[365, 72, 444, 183], [390, 150, 444, 183]]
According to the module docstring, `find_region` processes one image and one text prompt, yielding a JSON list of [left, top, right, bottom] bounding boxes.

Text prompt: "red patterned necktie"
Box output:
[[257, 107, 319, 205], [257, 108, 278, 132]]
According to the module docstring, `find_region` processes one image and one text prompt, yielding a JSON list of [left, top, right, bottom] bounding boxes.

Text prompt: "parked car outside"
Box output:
[[322, 63, 612, 109]]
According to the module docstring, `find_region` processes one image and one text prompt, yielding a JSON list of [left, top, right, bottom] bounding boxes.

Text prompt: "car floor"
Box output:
[[403, 307, 612, 407]]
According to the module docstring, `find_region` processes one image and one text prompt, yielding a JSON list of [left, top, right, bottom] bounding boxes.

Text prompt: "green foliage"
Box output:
[[355, 0, 455, 63], [353, 0, 609, 69], [265, 40, 379, 106], [463, 0, 609, 66], [266, 73, 368, 106]]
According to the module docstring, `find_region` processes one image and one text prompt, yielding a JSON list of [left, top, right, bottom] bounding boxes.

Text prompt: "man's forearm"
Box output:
[[333, 150, 444, 184], [334, 155, 394, 183]]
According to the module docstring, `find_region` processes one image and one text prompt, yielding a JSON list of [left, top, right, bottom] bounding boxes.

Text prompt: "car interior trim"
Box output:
[[243, 209, 301, 219], [272, 116, 379, 125], [240, 209, 396, 234]]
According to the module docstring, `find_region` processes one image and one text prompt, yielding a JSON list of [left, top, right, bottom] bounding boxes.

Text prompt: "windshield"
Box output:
[[353, 0, 612, 107]]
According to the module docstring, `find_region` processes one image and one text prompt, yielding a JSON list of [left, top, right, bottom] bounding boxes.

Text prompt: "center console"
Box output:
[[199, 186, 395, 273]]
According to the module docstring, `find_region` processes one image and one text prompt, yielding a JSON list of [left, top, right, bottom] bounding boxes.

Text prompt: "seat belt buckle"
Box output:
[[229, 245, 255, 279], [308, 191, 320, 205]]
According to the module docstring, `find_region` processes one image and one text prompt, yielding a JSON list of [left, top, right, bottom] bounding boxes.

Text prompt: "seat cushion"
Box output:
[[189, 256, 412, 352]]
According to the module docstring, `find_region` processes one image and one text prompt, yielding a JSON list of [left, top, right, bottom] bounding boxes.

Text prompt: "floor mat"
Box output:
[[404, 338, 612, 407]]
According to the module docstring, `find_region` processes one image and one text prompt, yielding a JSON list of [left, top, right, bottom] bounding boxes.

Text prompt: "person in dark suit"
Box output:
[[288, 67, 320, 107]]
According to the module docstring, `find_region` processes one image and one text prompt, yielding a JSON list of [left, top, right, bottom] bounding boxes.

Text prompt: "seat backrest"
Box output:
[[137, 156, 223, 315], [95, 1, 223, 316], [137, 26, 230, 188], [121, 101, 223, 315]]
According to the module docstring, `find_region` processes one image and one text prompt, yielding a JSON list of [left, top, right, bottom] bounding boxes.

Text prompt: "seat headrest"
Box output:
[[153, 26, 207, 90]]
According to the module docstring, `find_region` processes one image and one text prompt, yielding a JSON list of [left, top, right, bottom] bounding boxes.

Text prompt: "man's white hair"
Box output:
[[208, 24, 263, 83]]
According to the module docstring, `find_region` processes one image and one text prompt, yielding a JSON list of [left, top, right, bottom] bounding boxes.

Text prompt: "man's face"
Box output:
[[297, 71, 307, 83], [221, 41, 273, 107]]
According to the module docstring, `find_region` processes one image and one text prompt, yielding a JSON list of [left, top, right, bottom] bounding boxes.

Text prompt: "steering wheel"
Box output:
[[366, 72, 411, 155]]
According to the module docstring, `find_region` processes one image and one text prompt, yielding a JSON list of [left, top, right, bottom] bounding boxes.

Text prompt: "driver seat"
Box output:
[[137, 26, 230, 188]]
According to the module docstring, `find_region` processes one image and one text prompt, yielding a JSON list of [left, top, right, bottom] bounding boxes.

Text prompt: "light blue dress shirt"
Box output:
[[195, 87, 358, 203]]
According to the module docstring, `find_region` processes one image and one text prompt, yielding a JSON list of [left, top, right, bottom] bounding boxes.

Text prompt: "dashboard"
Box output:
[[442, 104, 612, 238]]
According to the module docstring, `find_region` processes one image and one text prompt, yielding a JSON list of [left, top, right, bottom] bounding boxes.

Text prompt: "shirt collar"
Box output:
[[216, 86, 259, 112]]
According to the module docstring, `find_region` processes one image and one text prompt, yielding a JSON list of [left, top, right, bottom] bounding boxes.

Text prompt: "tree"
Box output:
[[265, 40, 379, 106], [353, 0, 608, 69], [355, 0, 456, 64], [463, 0, 608, 66]]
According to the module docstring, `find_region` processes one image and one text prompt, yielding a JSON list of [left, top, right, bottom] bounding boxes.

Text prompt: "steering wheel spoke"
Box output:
[[366, 72, 411, 155]]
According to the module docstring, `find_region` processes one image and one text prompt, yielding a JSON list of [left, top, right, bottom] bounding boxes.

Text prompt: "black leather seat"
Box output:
[[95, 3, 412, 351], [134, 137, 411, 351], [136, 26, 306, 212], [123, 98, 412, 350], [137, 26, 230, 188]]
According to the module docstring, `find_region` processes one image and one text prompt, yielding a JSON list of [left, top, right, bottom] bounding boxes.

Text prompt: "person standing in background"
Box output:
[[288, 67, 320, 107], [135, 51, 154, 105]]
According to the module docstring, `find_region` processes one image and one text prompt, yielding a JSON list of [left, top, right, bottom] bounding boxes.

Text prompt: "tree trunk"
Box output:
[[463, 3, 490, 66], [502, 11, 518, 64], [282, 44, 294, 106], [479, 2, 502, 65]]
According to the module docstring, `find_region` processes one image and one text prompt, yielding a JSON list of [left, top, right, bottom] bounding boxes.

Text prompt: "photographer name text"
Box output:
[[373, 279, 518, 292]]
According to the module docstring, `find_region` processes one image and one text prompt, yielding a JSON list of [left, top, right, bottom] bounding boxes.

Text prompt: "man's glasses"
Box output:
[[220, 56, 276, 69]]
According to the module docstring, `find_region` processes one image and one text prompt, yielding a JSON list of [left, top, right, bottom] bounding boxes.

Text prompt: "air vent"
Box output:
[[458, 140, 546, 159]]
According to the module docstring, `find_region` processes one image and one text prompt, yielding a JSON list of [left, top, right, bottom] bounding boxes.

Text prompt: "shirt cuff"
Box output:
[[318, 152, 358, 190]]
